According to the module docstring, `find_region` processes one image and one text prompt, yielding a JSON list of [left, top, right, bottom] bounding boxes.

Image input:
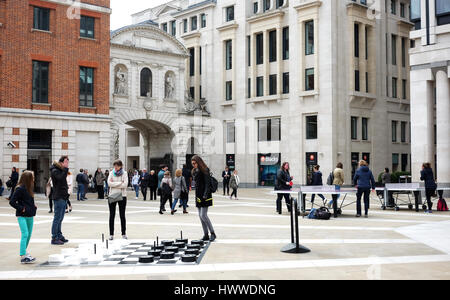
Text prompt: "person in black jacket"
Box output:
[[310, 165, 327, 205], [420, 162, 437, 213], [50, 156, 69, 245], [9, 171, 37, 264], [222, 167, 231, 196], [191, 155, 216, 242], [149, 170, 158, 201], [7, 167, 19, 200], [275, 162, 293, 214], [0, 178, 4, 197], [140, 169, 150, 201]]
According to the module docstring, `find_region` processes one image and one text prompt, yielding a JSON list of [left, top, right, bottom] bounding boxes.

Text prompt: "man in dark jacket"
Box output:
[[310, 165, 326, 205], [76, 169, 85, 201], [275, 162, 293, 214], [140, 169, 150, 201], [50, 156, 69, 245], [353, 161, 376, 218], [420, 163, 437, 213], [7, 167, 19, 200], [222, 167, 231, 196], [149, 170, 158, 201]]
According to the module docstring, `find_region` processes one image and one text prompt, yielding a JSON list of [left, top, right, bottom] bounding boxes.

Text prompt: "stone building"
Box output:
[[131, 0, 413, 187]]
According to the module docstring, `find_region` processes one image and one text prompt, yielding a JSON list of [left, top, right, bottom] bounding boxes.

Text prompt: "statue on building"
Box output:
[[114, 66, 128, 95], [165, 72, 175, 99]]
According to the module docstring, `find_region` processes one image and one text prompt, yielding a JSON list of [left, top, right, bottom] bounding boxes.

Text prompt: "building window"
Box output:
[[392, 34, 397, 65], [183, 19, 188, 33], [258, 118, 281, 142], [227, 122, 235, 143], [305, 68, 314, 91], [225, 40, 232, 70], [264, 0, 271, 12], [392, 153, 399, 172], [189, 87, 195, 99], [392, 121, 398, 142], [351, 117, 358, 140], [80, 16, 95, 39], [282, 27, 289, 60], [269, 74, 277, 95], [402, 79, 407, 99], [306, 116, 317, 140], [32, 61, 49, 104], [355, 70, 360, 92], [436, 0, 450, 25], [401, 153, 408, 172], [354, 23, 359, 58], [201, 14, 206, 28], [140, 68, 152, 97], [391, 0, 397, 15], [80, 67, 94, 107], [401, 121, 407, 142], [226, 6, 234, 22], [276, 0, 284, 8], [226, 81, 232, 101], [392, 77, 398, 98], [256, 76, 264, 97], [191, 16, 197, 31], [199, 46, 202, 75], [410, 0, 421, 29], [400, 2, 406, 17], [283, 72, 289, 94], [256, 33, 264, 65], [365, 26, 369, 59], [171, 21, 176, 36], [162, 23, 167, 32], [247, 78, 251, 98], [189, 48, 195, 76], [305, 21, 314, 55], [269, 30, 277, 62], [254, 2, 259, 14], [33, 6, 50, 31], [366, 72, 369, 93], [401, 37, 406, 67], [362, 118, 368, 141], [247, 36, 251, 67]]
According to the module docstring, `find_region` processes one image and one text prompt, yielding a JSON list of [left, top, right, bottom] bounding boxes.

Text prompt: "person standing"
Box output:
[[140, 169, 150, 201], [149, 170, 158, 201], [95, 168, 106, 200], [9, 171, 37, 264], [420, 162, 437, 213], [159, 171, 173, 214], [382, 168, 394, 207], [191, 155, 216, 242], [76, 169, 85, 201], [107, 160, 128, 240], [275, 162, 293, 214], [329, 162, 345, 218], [132, 170, 140, 200], [171, 169, 187, 214], [158, 165, 168, 209], [222, 167, 231, 196], [230, 170, 240, 200], [50, 156, 70, 245], [353, 160, 376, 218], [0, 178, 4, 197], [82, 170, 89, 200], [7, 167, 19, 200], [46, 178, 53, 213], [182, 164, 192, 207], [310, 165, 327, 206], [65, 171, 73, 213], [104, 170, 110, 197]]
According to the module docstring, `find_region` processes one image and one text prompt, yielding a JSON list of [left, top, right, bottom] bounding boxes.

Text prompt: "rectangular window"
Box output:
[[189, 48, 195, 76], [33, 6, 50, 31], [201, 14, 206, 28], [227, 122, 235, 143], [32, 61, 49, 104], [258, 118, 281, 142], [183, 19, 188, 33], [401, 153, 408, 172], [306, 116, 318, 140], [410, 0, 421, 29], [199, 46, 202, 75], [401, 37, 406, 67], [392, 77, 398, 98], [366, 72, 369, 93], [391, 0, 397, 15], [355, 70, 360, 92], [354, 23, 360, 58], [225, 40, 232, 70], [269, 74, 277, 95], [80, 16, 95, 39], [162, 23, 167, 32], [401, 121, 407, 142], [351, 117, 358, 140], [392, 34, 397, 65], [247, 36, 251, 67], [264, 0, 271, 12], [392, 121, 398, 142], [283, 72, 289, 94], [436, 0, 450, 25], [305, 68, 314, 91], [392, 153, 399, 172], [269, 30, 277, 62], [282, 27, 289, 60], [402, 79, 407, 99], [254, 2, 259, 14], [256, 76, 264, 97], [276, 0, 285, 8], [171, 21, 176, 36], [248, 78, 251, 98], [226, 81, 232, 101], [189, 87, 195, 99], [226, 6, 234, 22], [400, 2, 406, 17], [80, 67, 94, 107], [305, 21, 314, 55], [191, 16, 197, 31], [362, 118, 368, 141], [256, 33, 264, 65]]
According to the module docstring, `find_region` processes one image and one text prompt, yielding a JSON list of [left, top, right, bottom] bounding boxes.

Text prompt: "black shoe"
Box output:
[[159, 211, 163, 215], [162, 209, 166, 212], [51, 239, 64, 245], [202, 235, 210, 241], [60, 237, 69, 243], [210, 233, 216, 242], [48, 210, 52, 213]]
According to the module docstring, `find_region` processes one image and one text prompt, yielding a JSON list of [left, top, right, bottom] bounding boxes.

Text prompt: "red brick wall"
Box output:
[[0, 0, 110, 115]]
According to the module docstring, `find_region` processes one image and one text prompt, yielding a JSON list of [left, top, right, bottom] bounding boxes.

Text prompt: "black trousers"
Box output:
[[141, 186, 148, 200], [149, 187, 157, 200], [230, 188, 238, 198], [109, 198, 127, 236], [223, 180, 230, 195], [356, 187, 370, 216], [160, 195, 173, 211], [425, 188, 436, 210], [97, 185, 104, 199], [276, 193, 291, 213]]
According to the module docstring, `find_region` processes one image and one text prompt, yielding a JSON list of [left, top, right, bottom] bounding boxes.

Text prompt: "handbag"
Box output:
[[108, 192, 123, 204]]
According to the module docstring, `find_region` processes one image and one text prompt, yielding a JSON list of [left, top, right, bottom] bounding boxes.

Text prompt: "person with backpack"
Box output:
[[275, 162, 293, 214], [310, 165, 327, 206], [159, 171, 173, 214], [107, 160, 128, 240], [191, 155, 216, 242], [329, 163, 344, 218], [50, 156, 70, 245], [230, 170, 240, 200], [6, 167, 19, 200], [9, 171, 38, 264], [420, 162, 437, 213], [353, 160, 376, 218], [171, 169, 188, 214]]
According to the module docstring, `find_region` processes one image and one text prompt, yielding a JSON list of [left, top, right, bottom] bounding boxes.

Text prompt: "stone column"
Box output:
[[436, 70, 450, 183]]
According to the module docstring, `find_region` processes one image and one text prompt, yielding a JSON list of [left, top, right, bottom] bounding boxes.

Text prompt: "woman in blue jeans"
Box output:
[[9, 171, 37, 264], [353, 160, 376, 218], [132, 170, 140, 200]]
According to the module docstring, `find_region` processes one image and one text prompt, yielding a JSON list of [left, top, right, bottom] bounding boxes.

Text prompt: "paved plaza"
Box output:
[[1, 188, 450, 280]]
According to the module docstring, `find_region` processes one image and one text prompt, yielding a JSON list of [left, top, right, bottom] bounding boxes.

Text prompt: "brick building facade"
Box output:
[[0, 0, 112, 193]]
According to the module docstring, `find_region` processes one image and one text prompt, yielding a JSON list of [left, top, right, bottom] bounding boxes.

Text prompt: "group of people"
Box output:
[[7, 155, 217, 264], [221, 167, 240, 200]]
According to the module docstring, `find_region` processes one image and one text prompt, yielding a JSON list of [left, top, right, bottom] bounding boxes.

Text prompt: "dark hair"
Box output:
[[18, 171, 34, 198], [80, 169, 84, 173], [280, 162, 290, 172], [423, 162, 432, 169], [59, 155, 69, 163], [336, 162, 343, 169], [385, 168, 390, 173], [183, 164, 187, 169], [191, 155, 209, 174], [315, 165, 320, 170], [113, 160, 123, 167], [12, 167, 16, 172]]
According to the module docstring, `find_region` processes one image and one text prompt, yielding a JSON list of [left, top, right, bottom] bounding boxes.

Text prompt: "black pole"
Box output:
[[294, 199, 300, 251], [290, 195, 294, 243]]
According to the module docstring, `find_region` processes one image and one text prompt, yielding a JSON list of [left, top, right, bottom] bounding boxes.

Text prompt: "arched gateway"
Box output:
[[110, 23, 211, 173]]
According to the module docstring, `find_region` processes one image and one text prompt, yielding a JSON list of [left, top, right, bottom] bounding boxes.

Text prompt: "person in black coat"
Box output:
[[275, 162, 293, 214], [191, 155, 216, 242], [420, 162, 437, 213], [7, 167, 19, 200], [50, 156, 69, 245], [140, 169, 150, 201], [222, 167, 231, 196], [310, 165, 326, 205], [148, 170, 158, 201]]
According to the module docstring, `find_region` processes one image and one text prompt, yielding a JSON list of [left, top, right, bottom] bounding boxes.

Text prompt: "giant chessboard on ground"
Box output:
[[40, 235, 211, 267]]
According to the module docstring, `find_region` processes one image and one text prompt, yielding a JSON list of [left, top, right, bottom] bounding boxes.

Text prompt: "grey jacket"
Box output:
[[173, 176, 187, 199]]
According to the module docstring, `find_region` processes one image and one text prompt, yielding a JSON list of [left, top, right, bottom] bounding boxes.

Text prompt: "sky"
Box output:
[[110, 0, 169, 30]]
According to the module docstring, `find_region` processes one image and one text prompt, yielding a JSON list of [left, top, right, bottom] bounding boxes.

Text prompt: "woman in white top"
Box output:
[[131, 170, 140, 200], [230, 170, 240, 200], [107, 160, 128, 240]]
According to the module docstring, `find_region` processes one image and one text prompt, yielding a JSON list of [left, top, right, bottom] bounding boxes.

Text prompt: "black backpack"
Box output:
[[326, 172, 334, 185], [161, 182, 172, 197], [209, 173, 218, 193], [314, 207, 332, 220]]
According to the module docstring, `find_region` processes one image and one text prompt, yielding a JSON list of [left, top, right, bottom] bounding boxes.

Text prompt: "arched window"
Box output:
[[140, 68, 152, 97]]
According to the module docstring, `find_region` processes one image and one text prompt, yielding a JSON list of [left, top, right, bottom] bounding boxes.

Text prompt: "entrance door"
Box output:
[[27, 129, 52, 193], [305, 152, 318, 185]]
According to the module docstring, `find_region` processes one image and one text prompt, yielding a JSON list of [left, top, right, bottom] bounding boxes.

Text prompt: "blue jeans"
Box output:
[[0, 186, 4, 196], [104, 183, 109, 196], [180, 197, 188, 210], [172, 198, 180, 211], [133, 185, 139, 198], [51, 199, 66, 240], [77, 184, 85, 200]]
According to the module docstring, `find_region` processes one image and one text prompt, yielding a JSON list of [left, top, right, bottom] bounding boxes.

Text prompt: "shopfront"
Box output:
[[258, 153, 281, 187]]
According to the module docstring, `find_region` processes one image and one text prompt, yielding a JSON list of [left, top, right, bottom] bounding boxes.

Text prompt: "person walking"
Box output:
[[132, 170, 140, 200], [159, 171, 173, 214], [420, 162, 437, 213], [95, 168, 106, 200], [222, 167, 231, 196], [149, 170, 158, 201], [230, 170, 240, 200], [275, 162, 293, 214], [171, 169, 187, 214], [7, 167, 19, 200], [140, 169, 150, 201], [83, 170, 89, 199], [353, 160, 376, 218], [310, 165, 327, 206], [76, 169, 85, 201], [46, 178, 53, 213], [181, 164, 192, 208], [0, 178, 4, 197], [9, 171, 37, 264], [329, 162, 345, 218], [65, 171, 73, 213], [50, 156, 70, 245], [104, 170, 110, 197], [107, 160, 128, 240], [191, 155, 216, 242], [158, 165, 168, 209]]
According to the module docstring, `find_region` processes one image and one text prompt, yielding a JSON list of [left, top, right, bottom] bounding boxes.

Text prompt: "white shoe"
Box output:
[[109, 235, 114, 241], [135, 197, 138, 200], [122, 235, 128, 240]]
